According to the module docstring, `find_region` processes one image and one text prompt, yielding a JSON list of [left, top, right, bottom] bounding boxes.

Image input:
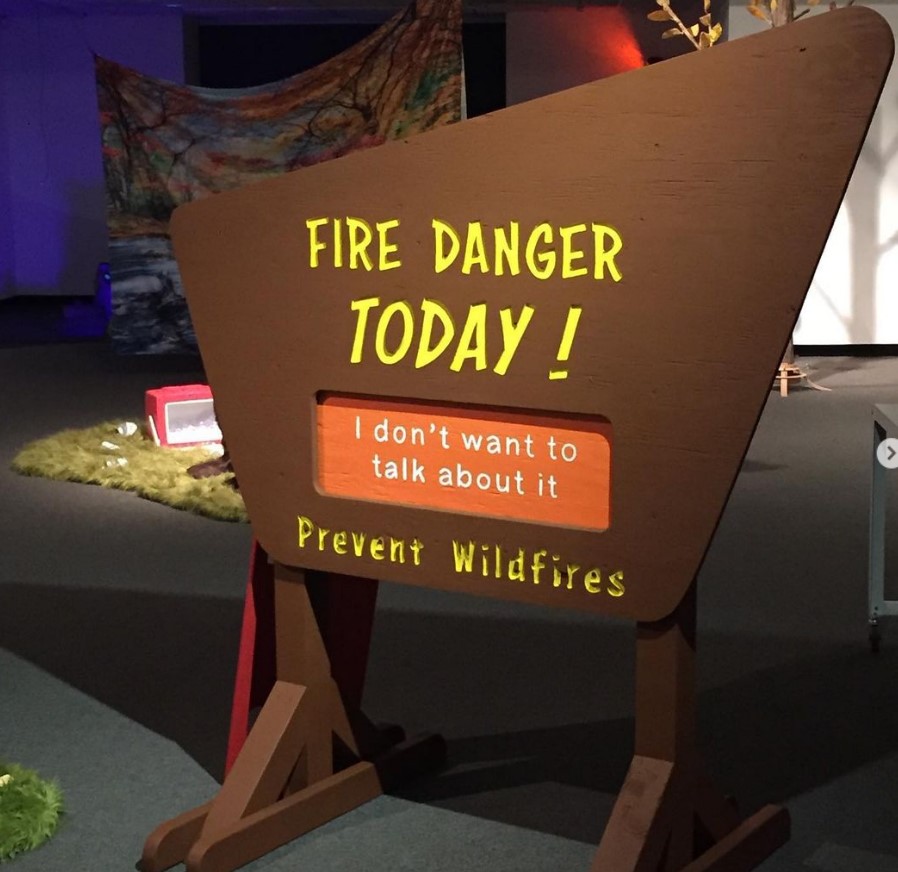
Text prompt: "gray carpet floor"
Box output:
[[2, 342, 898, 870]]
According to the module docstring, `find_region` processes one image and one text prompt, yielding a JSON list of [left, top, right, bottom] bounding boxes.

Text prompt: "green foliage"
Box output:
[[0, 761, 64, 862], [11, 421, 247, 523]]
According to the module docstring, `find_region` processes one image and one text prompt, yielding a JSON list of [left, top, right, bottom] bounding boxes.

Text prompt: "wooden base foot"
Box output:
[[139, 706, 443, 872], [139, 803, 211, 872], [591, 756, 789, 872], [184, 762, 381, 872], [141, 568, 446, 872]]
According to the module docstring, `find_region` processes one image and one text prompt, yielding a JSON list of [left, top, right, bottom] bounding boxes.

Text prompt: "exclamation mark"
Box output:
[[549, 306, 582, 380]]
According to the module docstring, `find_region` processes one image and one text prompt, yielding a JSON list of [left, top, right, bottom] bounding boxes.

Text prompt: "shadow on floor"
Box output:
[[2, 582, 897, 846], [0, 583, 241, 781]]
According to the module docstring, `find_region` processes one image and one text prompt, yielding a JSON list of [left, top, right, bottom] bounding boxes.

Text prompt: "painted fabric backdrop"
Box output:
[[96, 0, 462, 354]]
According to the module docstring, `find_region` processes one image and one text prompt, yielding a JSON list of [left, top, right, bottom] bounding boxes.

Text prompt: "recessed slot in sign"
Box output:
[[317, 395, 611, 530]]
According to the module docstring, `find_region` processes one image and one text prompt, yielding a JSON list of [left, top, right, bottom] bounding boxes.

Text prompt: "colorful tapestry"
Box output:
[[97, 0, 462, 354]]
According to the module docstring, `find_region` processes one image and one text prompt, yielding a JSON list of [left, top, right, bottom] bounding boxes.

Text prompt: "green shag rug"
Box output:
[[11, 421, 247, 522], [0, 761, 64, 862]]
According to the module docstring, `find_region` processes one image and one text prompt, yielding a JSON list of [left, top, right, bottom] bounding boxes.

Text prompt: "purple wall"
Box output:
[[0, 42, 11, 299], [0, 8, 184, 297]]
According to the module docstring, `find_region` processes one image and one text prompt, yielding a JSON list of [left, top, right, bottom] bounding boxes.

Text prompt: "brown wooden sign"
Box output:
[[171, 7, 892, 623], [143, 11, 893, 872]]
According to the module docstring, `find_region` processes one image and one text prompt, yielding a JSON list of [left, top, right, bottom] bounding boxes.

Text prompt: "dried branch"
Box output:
[[647, 0, 723, 52]]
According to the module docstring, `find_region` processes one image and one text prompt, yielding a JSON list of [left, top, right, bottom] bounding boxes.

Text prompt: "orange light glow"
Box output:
[[569, 7, 645, 76], [521, 8, 645, 80]]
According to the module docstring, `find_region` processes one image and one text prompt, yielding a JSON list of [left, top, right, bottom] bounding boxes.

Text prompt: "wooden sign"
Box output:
[[171, 8, 891, 625], [142, 11, 893, 872]]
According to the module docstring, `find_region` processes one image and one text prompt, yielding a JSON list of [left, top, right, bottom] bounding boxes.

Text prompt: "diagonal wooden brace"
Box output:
[[139, 565, 444, 872], [139, 677, 363, 872]]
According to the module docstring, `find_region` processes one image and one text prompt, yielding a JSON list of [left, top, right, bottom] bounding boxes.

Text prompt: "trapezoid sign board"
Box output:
[[171, 7, 892, 622]]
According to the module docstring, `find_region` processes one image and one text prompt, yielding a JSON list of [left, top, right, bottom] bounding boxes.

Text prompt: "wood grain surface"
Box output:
[[170, 7, 892, 621]]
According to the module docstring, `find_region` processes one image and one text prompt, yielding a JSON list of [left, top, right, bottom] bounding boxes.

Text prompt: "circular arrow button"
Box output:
[[877, 438, 898, 469]]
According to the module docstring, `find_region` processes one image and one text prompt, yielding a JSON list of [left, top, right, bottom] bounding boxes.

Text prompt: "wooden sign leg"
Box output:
[[592, 585, 790, 872], [139, 564, 445, 872], [226, 541, 382, 774]]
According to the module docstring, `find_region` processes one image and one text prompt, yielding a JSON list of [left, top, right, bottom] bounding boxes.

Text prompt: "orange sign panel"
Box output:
[[317, 395, 612, 531]]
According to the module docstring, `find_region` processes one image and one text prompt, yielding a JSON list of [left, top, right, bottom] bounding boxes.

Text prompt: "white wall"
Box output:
[[0, 8, 184, 297], [729, 1, 898, 344]]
